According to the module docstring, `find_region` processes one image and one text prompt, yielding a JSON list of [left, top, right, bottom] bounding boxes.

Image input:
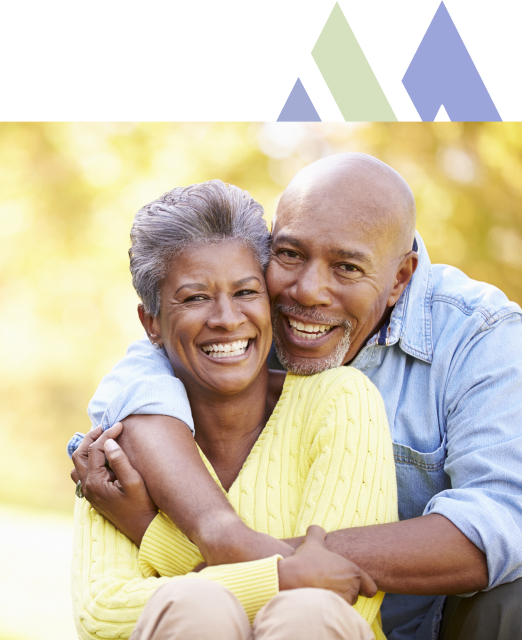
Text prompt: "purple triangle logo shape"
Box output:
[[403, 2, 501, 121], [278, 78, 321, 122]]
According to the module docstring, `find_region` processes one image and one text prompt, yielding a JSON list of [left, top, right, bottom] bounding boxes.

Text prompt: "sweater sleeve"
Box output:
[[293, 368, 398, 637], [72, 499, 280, 640]]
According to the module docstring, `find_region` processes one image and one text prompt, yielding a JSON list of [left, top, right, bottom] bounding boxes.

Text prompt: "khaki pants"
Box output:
[[130, 579, 375, 640]]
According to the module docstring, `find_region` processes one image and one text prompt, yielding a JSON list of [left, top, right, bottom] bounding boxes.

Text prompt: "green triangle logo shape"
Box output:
[[312, 3, 397, 121]]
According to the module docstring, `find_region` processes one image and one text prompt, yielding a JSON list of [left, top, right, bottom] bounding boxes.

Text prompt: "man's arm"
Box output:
[[308, 514, 487, 595], [87, 336, 195, 433], [288, 315, 522, 596]]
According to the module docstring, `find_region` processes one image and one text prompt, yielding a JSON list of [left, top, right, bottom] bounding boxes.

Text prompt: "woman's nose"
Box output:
[[289, 262, 332, 308], [206, 296, 246, 331]]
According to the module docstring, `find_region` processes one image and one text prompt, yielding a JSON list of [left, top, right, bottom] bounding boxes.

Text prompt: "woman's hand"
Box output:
[[278, 525, 378, 605], [71, 423, 158, 547]]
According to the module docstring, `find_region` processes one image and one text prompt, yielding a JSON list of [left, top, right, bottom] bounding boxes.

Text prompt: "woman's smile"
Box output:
[[200, 338, 253, 360]]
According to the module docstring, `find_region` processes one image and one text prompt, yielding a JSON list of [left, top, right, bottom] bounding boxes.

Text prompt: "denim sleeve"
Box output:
[[87, 336, 193, 431], [67, 336, 194, 459], [424, 313, 522, 590]]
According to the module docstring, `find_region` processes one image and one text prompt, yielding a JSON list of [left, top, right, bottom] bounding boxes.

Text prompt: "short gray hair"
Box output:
[[129, 180, 270, 317]]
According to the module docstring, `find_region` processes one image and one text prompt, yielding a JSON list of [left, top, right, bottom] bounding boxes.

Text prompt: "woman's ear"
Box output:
[[137, 304, 163, 348]]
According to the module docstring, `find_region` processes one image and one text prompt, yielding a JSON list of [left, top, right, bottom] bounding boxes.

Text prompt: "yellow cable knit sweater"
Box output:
[[73, 367, 398, 640]]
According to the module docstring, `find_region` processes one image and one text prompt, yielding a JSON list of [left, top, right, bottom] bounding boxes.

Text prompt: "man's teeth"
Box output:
[[287, 318, 333, 340], [201, 340, 249, 358]]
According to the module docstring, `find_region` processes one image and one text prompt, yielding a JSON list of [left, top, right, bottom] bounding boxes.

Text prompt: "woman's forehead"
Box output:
[[166, 241, 264, 289]]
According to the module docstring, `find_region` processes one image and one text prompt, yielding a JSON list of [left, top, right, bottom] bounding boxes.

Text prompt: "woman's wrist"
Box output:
[[121, 510, 158, 548]]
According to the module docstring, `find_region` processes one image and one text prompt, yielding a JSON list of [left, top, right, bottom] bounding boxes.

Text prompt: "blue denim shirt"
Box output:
[[69, 233, 522, 639]]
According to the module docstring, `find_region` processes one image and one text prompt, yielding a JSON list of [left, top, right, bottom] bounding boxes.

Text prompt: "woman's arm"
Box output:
[[73, 424, 376, 638], [72, 421, 294, 563], [118, 414, 294, 564], [73, 434, 284, 639]]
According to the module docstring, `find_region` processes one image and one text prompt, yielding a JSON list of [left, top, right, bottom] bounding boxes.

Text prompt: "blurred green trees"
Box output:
[[0, 122, 520, 513]]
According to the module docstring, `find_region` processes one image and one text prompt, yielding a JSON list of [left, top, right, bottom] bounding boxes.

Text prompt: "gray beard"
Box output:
[[272, 303, 352, 376]]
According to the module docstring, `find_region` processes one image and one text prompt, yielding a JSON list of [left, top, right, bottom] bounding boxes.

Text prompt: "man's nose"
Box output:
[[289, 261, 332, 308], [207, 296, 246, 331]]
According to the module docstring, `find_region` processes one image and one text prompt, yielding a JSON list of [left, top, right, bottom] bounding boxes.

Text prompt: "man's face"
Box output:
[[266, 185, 413, 375]]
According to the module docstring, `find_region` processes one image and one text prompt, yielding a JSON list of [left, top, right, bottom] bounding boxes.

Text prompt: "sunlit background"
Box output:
[[1, 122, 521, 640]]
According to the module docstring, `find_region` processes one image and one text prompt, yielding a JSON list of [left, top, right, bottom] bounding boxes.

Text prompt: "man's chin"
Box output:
[[280, 354, 339, 376], [271, 308, 352, 376], [273, 340, 350, 376]]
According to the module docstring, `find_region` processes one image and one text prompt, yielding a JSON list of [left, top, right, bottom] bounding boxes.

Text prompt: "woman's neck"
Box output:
[[180, 365, 284, 491]]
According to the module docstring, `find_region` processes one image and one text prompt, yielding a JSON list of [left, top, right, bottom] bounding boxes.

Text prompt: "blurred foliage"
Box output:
[[0, 122, 521, 513]]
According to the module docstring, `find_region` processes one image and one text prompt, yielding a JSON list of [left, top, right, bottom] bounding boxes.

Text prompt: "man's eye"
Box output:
[[235, 289, 256, 297], [339, 264, 359, 273], [279, 249, 300, 259]]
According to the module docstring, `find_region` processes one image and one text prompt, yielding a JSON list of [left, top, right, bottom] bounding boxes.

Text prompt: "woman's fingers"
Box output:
[[71, 425, 104, 484], [85, 423, 125, 472], [78, 425, 104, 452], [103, 422, 124, 440], [84, 429, 119, 494], [103, 439, 143, 492]]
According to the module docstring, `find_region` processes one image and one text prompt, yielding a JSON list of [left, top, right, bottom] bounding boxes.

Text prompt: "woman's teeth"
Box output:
[[288, 318, 333, 340], [201, 340, 249, 358]]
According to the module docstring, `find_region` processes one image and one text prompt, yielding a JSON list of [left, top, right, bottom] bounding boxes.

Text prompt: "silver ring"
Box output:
[[75, 480, 84, 499]]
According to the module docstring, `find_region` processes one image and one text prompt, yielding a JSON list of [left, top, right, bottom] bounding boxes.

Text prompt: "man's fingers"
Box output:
[[358, 567, 378, 599], [304, 525, 327, 544], [71, 469, 79, 484], [103, 439, 143, 490]]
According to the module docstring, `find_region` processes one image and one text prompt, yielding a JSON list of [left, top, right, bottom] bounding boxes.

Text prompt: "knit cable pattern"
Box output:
[[73, 366, 397, 640]]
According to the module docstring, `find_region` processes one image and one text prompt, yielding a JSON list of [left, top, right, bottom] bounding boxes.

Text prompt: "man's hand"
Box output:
[[71, 423, 158, 547], [278, 525, 377, 605]]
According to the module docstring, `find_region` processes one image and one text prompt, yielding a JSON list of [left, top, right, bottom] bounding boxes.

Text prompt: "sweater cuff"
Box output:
[[195, 554, 281, 623], [138, 512, 204, 578]]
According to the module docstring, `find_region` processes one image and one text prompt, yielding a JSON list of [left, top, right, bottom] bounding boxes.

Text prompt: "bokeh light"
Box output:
[[1, 122, 521, 639]]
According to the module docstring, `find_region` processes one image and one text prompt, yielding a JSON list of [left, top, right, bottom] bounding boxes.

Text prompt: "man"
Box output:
[[71, 153, 522, 639]]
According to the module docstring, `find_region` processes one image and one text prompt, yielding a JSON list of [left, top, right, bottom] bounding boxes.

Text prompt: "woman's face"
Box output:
[[149, 240, 272, 397]]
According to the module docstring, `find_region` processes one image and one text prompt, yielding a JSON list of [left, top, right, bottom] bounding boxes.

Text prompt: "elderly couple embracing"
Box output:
[[69, 153, 522, 640]]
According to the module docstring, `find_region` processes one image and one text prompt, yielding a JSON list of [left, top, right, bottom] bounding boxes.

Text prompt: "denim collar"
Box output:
[[367, 232, 434, 363]]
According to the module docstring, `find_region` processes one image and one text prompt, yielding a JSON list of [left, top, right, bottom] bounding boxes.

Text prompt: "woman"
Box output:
[[71, 180, 397, 640]]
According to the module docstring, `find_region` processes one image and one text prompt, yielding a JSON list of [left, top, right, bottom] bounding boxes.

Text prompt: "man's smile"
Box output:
[[287, 317, 334, 340], [278, 311, 345, 351]]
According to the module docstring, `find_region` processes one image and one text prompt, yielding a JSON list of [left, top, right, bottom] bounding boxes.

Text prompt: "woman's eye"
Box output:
[[185, 295, 207, 302], [235, 289, 256, 297]]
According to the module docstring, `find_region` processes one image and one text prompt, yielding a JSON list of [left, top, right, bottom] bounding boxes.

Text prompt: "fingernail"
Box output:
[[104, 439, 120, 452]]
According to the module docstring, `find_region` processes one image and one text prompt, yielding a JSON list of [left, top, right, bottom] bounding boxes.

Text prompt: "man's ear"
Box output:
[[387, 252, 418, 307], [137, 304, 163, 347]]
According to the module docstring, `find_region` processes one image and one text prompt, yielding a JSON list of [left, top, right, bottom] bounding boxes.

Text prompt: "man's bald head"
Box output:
[[277, 153, 416, 257]]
